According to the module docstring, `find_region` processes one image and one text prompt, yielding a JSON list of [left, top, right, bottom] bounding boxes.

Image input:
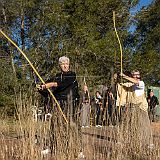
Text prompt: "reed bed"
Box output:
[[0, 89, 160, 160]]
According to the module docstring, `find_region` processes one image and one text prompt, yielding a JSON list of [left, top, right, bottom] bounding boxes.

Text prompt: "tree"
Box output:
[[0, 41, 15, 115], [132, 0, 160, 85], [58, 0, 138, 86], [0, 0, 140, 113]]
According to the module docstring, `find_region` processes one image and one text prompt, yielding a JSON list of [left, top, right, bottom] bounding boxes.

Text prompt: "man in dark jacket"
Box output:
[[39, 56, 80, 118], [147, 90, 159, 122], [38, 56, 80, 155]]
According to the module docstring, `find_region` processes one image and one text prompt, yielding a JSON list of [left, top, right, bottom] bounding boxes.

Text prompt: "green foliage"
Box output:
[[0, 0, 133, 84], [132, 0, 160, 85], [0, 57, 15, 115], [2, 0, 159, 112]]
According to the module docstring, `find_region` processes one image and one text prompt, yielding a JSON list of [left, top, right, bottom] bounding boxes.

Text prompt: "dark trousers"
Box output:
[[57, 99, 79, 122], [96, 105, 103, 125], [148, 108, 156, 122]]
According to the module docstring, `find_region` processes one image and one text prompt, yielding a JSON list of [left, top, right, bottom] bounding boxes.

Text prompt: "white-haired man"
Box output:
[[39, 56, 80, 118], [38, 56, 80, 155]]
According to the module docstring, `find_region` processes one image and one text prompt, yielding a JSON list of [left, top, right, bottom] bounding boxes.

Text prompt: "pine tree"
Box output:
[[133, 0, 160, 85]]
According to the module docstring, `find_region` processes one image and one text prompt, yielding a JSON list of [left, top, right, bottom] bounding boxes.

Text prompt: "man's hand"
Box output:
[[119, 73, 126, 77], [113, 73, 118, 80], [36, 84, 46, 90]]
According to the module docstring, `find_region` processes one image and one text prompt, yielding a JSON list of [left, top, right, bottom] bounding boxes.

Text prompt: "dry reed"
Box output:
[[0, 88, 160, 160]]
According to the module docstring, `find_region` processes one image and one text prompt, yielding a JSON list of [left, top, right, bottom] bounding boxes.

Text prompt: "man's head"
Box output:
[[83, 85, 88, 92], [150, 90, 154, 97], [131, 70, 141, 80], [96, 91, 101, 96], [59, 56, 70, 72]]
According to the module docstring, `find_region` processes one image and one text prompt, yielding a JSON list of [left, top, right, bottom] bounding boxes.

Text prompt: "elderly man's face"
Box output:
[[132, 72, 140, 79], [60, 60, 69, 72], [150, 91, 154, 97]]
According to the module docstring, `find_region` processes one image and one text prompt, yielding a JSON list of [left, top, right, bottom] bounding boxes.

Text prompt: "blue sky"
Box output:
[[130, 0, 153, 15], [139, 0, 153, 8], [129, 0, 153, 32]]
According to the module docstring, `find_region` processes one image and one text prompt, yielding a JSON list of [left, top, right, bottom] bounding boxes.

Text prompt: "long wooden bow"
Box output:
[[0, 29, 68, 124]]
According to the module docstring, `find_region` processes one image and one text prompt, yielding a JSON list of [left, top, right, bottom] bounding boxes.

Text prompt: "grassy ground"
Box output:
[[0, 116, 160, 160]]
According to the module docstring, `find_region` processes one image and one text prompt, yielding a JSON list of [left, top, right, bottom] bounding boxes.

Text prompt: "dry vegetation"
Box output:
[[0, 92, 160, 160]]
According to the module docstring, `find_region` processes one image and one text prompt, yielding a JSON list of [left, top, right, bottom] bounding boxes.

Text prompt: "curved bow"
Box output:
[[0, 29, 68, 124]]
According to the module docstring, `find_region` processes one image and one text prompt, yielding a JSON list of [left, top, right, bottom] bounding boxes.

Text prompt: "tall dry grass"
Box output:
[[0, 88, 82, 160], [0, 88, 160, 160]]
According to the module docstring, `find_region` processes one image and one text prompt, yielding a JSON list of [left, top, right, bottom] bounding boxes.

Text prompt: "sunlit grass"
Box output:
[[0, 90, 160, 160]]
